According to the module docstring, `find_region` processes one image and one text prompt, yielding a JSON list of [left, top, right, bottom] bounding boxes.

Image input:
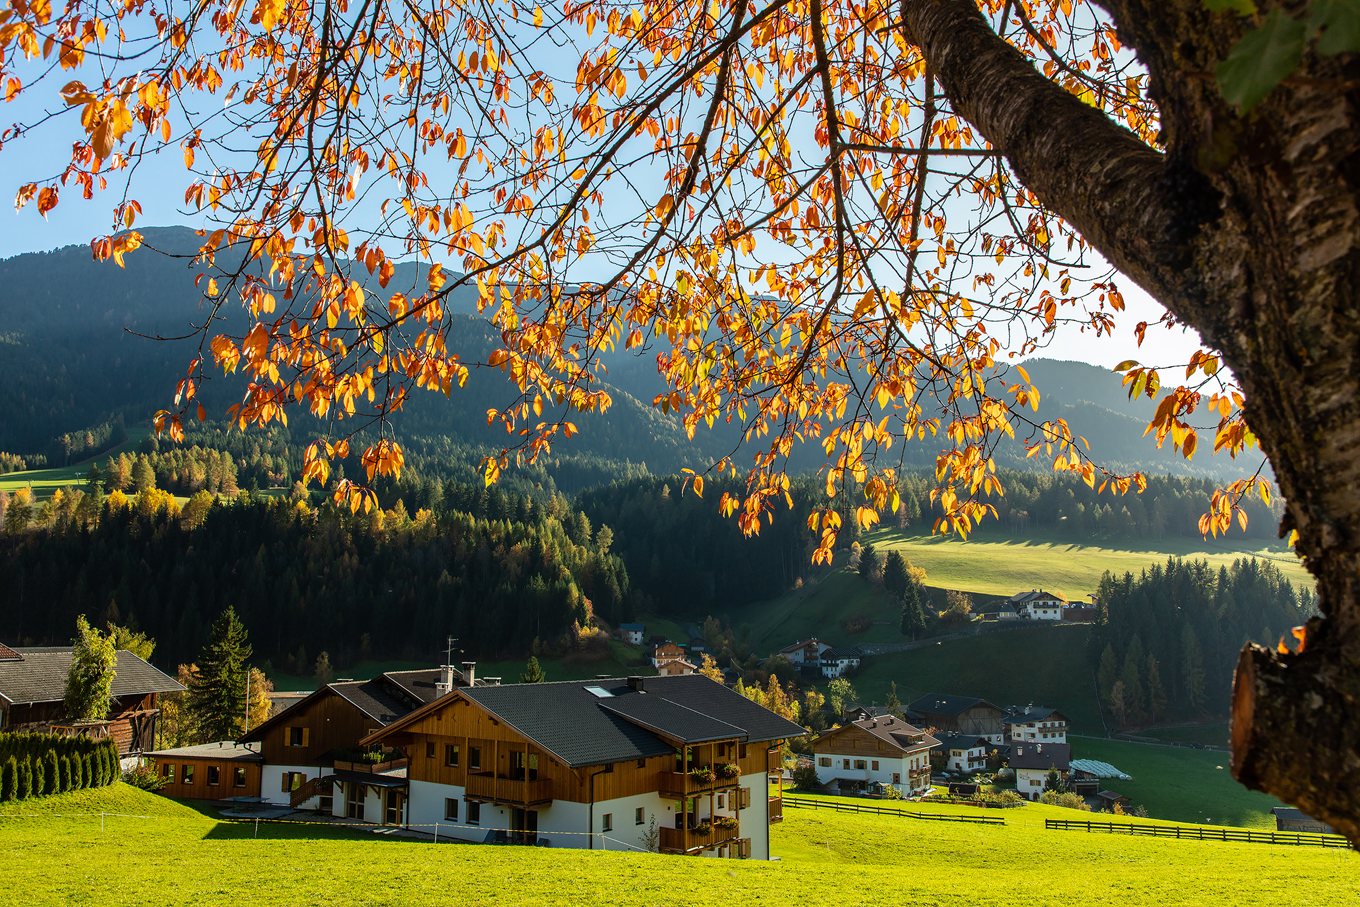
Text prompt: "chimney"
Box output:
[[435, 663, 456, 698], [462, 661, 477, 687], [628, 676, 646, 692], [596, 674, 611, 680]]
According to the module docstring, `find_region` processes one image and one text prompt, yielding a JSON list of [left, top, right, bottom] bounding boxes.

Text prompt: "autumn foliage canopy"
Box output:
[[0, 0, 1265, 558]]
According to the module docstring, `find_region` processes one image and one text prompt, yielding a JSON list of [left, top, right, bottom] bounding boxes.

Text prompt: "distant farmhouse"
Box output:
[[908, 694, 1006, 744], [618, 623, 646, 646], [1009, 741, 1071, 799], [0, 642, 184, 754], [811, 715, 936, 796]]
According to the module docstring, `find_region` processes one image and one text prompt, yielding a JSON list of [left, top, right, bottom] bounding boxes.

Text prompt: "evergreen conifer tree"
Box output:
[[1146, 654, 1168, 723], [1, 756, 15, 801], [1096, 644, 1119, 702], [883, 550, 910, 598], [899, 583, 926, 639], [190, 606, 253, 742], [519, 655, 547, 683]]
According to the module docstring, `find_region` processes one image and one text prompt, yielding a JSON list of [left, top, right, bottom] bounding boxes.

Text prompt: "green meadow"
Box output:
[[867, 525, 1312, 598], [0, 429, 150, 503], [2, 785, 1352, 906]]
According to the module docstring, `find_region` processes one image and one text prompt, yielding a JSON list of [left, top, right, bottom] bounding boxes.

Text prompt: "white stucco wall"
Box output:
[[813, 751, 930, 794], [260, 763, 322, 808]]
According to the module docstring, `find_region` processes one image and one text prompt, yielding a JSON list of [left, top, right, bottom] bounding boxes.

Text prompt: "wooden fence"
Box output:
[[1045, 818, 1351, 849], [783, 795, 1005, 826]]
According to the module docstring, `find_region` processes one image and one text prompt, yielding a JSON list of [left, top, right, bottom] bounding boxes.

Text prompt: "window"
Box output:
[[637, 758, 647, 769], [854, 760, 867, 770], [739, 744, 748, 759], [444, 798, 459, 821], [818, 757, 831, 768], [717, 794, 724, 808], [233, 767, 247, 787], [842, 759, 850, 769], [287, 726, 307, 747], [466, 801, 481, 826], [281, 771, 306, 793], [893, 773, 901, 784], [182, 765, 195, 784], [207, 766, 221, 786], [469, 747, 481, 770], [601, 813, 613, 833], [320, 794, 333, 813], [427, 742, 436, 759], [635, 807, 645, 826], [161, 763, 175, 782], [871, 761, 879, 771], [445, 744, 460, 767], [346, 784, 365, 821]]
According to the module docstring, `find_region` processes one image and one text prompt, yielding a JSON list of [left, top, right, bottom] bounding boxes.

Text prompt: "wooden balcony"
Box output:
[[465, 772, 554, 807], [659, 815, 742, 854], [658, 769, 741, 799], [768, 796, 783, 823], [333, 758, 408, 774]]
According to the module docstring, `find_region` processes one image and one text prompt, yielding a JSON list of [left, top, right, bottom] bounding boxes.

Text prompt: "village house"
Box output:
[[1008, 741, 1070, 800], [776, 638, 830, 668], [147, 742, 265, 800], [650, 642, 685, 669], [240, 664, 477, 813], [811, 715, 936, 796], [818, 646, 862, 679], [0, 642, 184, 754], [932, 733, 990, 774], [907, 693, 1006, 744], [363, 674, 802, 859], [657, 658, 696, 677], [1009, 589, 1068, 620], [618, 624, 646, 646], [1003, 706, 1068, 744]]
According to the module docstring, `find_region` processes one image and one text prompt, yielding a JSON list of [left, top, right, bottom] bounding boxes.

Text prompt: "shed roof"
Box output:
[[147, 741, 263, 762], [0, 647, 184, 706], [907, 693, 1003, 717]]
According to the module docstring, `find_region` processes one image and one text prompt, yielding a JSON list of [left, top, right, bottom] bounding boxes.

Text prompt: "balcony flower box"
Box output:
[[689, 766, 715, 784], [715, 763, 740, 780], [713, 816, 739, 831], [691, 822, 713, 838]]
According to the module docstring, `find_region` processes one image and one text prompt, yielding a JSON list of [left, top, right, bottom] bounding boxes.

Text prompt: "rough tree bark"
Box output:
[[901, 0, 1360, 842]]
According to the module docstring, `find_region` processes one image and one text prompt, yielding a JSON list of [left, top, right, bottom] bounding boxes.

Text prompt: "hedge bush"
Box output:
[[0, 733, 120, 802]]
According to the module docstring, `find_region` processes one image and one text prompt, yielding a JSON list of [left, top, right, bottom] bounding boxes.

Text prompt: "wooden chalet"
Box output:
[[907, 693, 1006, 744], [0, 643, 184, 754], [811, 715, 936, 796], [239, 664, 472, 814], [363, 674, 804, 859], [147, 742, 264, 800]]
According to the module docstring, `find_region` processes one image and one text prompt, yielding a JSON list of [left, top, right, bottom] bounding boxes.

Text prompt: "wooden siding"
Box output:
[[257, 690, 375, 765], [814, 724, 929, 758], [151, 756, 263, 800], [398, 694, 772, 804], [5, 692, 160, 754]]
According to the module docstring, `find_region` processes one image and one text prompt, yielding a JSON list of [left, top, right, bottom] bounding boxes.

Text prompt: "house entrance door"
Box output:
[[510, 808, 538, 845], [384, 790, 403, 825], [346, 783, 365, 821]]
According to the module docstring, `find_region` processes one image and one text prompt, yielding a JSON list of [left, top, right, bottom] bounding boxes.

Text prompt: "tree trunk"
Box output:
[[902, 0, 1360, 843]]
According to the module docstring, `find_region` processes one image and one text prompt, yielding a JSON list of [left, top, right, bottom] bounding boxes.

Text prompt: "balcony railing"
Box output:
[[659, 816, 742, 854], [332, 758, 408, 774], [465, 772, 554, 807], [658, 769, 740, 799], [769, 795, 783, 823]]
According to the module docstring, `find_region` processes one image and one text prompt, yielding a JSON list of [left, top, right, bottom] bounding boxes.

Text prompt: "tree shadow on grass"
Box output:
[[200, 819, 413, 843]]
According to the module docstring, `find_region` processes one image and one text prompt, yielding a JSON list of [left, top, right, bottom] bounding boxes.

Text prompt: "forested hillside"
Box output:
[[0, 487, 631, 669], [1089, 558, 1315, 724]]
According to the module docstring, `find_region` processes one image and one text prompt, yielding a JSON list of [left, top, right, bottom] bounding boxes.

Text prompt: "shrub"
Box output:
[[33, 751, 48, 797], [43, 751, 59, 796], [1056, 792, 1091, 811], [791, 764, 821, 792], [1, 757, 15, 801], [82, 753, 93, 788], [122, 761, 170, 792], [17, 756, 33, 800], [59, 755, 72, 792]]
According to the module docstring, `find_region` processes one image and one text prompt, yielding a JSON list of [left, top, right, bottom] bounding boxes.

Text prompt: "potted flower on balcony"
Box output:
[[691, 822, 713, 838], [715, 762, 740, 780], [713, 816, 739, 831], [689, 766, 715, 784]]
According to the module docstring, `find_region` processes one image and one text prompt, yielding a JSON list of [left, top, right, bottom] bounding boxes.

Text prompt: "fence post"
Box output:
[[434, 823, 439, 844], [100, 812, 104, 833], [254, 818, 259, 838]]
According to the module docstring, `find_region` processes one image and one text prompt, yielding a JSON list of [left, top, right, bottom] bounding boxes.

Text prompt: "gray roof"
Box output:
[[908, 693, 1003, 718], [1004, 706, 1066, 725], [0, 647, 184, 706], [382, 668, 454, 705], [243, 669, 444, 742], [449, 674, 806, 768], [817, 716, 937, 753], [821, 647, 862, 659], [933, 733, 991, 751], [1008, 742, 1071, 771], [147, 741, 263, 762], [619, 623, 646, 632], [331, 680, 418, 726]]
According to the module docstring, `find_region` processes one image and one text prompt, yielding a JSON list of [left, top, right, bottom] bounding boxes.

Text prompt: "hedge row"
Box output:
[[0, 732, 121, 801]]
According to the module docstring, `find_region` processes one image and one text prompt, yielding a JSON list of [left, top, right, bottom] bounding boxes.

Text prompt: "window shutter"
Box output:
[[302, 727, 310, 747], [282, 773, 291, 793], [738, 787, 751, 809]]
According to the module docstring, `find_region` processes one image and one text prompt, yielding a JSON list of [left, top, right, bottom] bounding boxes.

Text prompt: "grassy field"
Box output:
[[723, 566, 903, 651], [2, 785, 1352, 906], [1140, 723, 1231, 748], [0, 429, 150, 502], [850, 623, 1103, 731], [1068, 737, 1284, 830], [866, 525, 1313, 598]]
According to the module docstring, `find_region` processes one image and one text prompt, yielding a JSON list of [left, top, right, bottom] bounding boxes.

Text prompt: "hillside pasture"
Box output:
[[867, 525, 1312, 598], [1, 785, 1353, 907], [0, 428, 151, 502]]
